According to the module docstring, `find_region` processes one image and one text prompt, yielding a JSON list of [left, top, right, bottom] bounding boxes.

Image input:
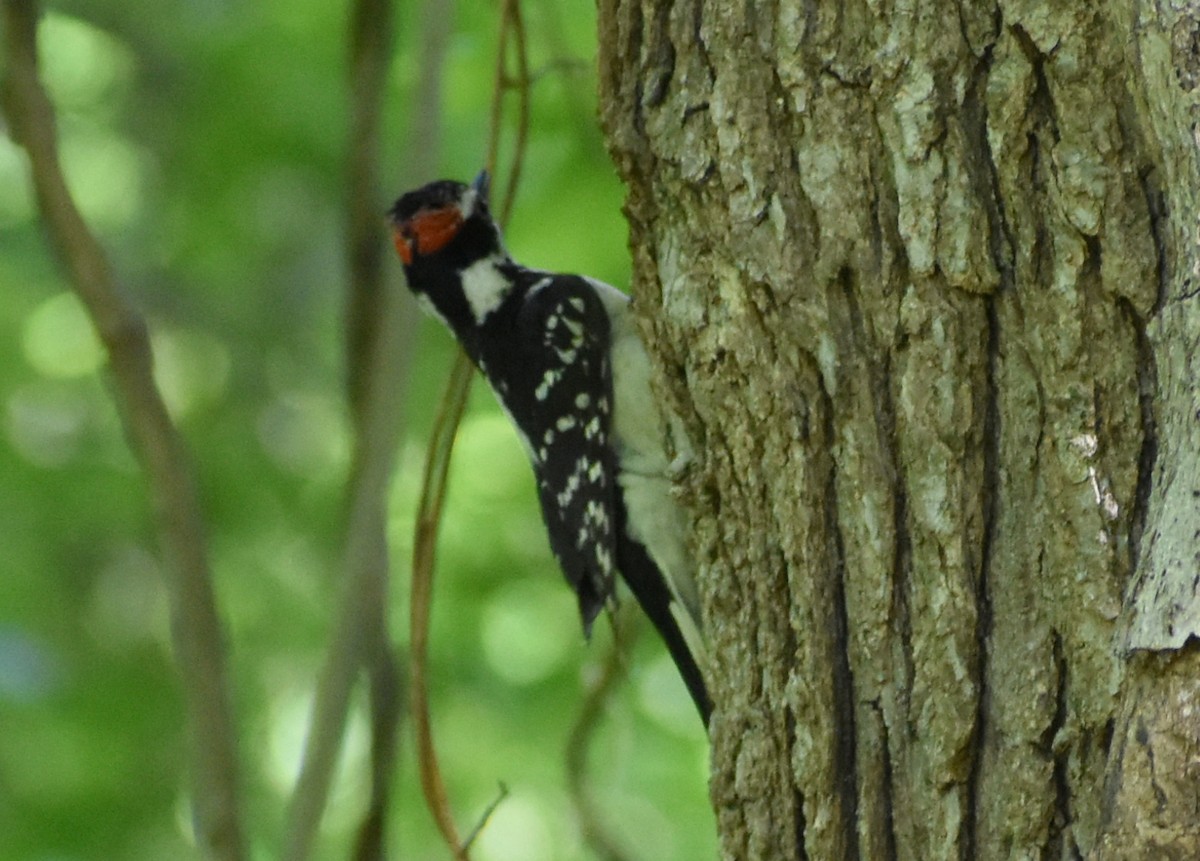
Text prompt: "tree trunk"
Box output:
[[597, 2, 1200, 858]]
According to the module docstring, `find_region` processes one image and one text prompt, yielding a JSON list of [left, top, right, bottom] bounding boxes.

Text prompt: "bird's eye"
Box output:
[[392, 225, 415, 265]]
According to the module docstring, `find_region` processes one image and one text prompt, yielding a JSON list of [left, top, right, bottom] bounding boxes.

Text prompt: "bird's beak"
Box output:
[[472, 169, 491, 206]]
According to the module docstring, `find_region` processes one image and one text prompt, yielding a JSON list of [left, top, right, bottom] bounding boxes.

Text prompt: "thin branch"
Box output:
[[0, 3, 244, 860], [356, 11, 459, 851], [408, 0, 532, 856], [353, 646, 403, 861], [282, 400, 400, 861], [566, 613, 638, 861], [344, 0, 400, 419], [285, 0, 461, 855], [344, 1, 405, 860], [281, 0, 418, 857]]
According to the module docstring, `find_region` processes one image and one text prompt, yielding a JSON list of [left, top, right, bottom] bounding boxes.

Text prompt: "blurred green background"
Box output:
[[0, 1, 714, 859]]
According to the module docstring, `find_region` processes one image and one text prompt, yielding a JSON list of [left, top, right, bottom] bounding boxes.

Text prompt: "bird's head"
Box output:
[[387, 171, 500, 269]]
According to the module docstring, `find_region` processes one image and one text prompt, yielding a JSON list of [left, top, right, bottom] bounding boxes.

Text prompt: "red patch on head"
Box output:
[[392, 205, 463, 266]]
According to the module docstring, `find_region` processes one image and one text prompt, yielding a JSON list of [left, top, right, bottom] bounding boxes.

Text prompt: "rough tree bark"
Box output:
[[598, 2, 1200, 859]]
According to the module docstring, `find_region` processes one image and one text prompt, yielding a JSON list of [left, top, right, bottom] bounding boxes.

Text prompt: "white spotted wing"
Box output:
[[518, 276, 618, 633]]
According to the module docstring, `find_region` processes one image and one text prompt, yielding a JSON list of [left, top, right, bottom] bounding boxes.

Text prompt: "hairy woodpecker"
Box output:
[[388, 172, 710, 724]]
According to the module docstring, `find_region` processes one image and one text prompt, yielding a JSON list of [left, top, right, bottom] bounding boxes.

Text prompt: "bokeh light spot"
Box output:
[[636, 651, 703, 735], [39, 12, 134, 110], [0, 628, 61, 704], [6, 382, 90, 467], [85, 544, 168, 649], [256, 391, 349, 480], [151, 327, 231, 420], [22, 291, 104, 379], [481, 579, 578, 685], [0, 138, 34, 226], [474, 792, 556, 861], [59, 133, 146, 231]]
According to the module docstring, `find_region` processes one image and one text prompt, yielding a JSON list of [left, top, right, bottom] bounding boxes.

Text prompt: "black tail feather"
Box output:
[[614, 522, 711, 726]]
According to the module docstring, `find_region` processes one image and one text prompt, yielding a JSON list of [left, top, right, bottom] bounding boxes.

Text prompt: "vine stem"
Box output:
[[408, 0, 530, 856]]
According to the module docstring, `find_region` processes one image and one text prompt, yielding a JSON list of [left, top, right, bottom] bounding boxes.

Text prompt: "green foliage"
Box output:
[[0, 1, 713, 859]]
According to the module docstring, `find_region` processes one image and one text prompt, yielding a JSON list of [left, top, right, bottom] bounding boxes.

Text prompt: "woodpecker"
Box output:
[[388, 172, 710, 724]]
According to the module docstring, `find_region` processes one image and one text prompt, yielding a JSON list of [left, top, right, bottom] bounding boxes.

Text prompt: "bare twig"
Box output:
[[1, 3, 244, 860], [463, 783, 511, 851], [566, 613, 638, 861], [408, 0, 531, 856]]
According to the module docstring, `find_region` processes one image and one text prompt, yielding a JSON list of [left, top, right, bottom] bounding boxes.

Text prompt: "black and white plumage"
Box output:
[[389, 172, 710, 724]]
